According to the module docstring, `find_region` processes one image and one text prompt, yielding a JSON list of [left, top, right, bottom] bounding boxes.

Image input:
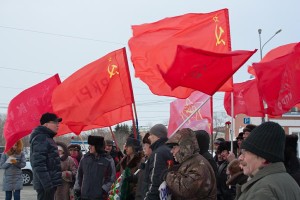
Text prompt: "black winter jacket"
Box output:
[[30, 126, 62, 190], [74, 152, 114, 200], [142, 138, 173, 200]]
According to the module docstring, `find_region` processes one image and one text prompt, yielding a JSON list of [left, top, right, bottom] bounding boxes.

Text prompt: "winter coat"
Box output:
[[217, 160, 234, 200], [142, 137, 173, 200], [119, 152, 143, 200], [55, 142, 78, 200], [74, 152, 114, 200], [165, 128, 217, 200], [0, 152, 26, 191], [29, 126, 62, 190], [236, 162, 300, 200]]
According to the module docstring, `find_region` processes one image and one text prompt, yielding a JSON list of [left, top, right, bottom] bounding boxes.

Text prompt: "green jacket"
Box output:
[[237, 162, 300, 200]]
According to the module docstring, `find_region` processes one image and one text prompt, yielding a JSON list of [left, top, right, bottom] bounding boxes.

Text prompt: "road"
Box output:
[[0, 169, 36, 199]]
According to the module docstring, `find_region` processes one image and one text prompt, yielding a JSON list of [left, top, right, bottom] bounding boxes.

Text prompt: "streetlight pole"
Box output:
[[258, 28, 282, 123]]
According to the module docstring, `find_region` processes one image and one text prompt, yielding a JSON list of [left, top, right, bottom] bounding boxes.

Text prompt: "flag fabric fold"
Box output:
[[129, 9, 232, 98], [52, 48, 134, 135], [224, 79, 264, 117], [253, 42, 300, 116], [161, 45, 257, 96], [168, 91, 212, 137], [4, 74, 61, 152]]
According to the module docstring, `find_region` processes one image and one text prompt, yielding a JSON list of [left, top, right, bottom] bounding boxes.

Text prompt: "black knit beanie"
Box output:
[[241, 121, 286, 163]]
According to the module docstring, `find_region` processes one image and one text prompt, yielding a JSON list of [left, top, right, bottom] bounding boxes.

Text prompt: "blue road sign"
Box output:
[[244, 117, 250, 124]]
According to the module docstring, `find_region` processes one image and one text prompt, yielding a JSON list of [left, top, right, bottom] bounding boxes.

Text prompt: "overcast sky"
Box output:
[[0, 1, 299, 127]]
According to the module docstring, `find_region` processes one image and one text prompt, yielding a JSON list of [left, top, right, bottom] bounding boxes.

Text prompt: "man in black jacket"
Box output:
[[142, 124, 173, 200], [30, 112, 62, 200]]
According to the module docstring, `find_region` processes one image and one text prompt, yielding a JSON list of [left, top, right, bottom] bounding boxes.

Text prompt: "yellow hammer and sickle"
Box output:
[[107, 64, 119, 78], [215, 25, 226, 46]]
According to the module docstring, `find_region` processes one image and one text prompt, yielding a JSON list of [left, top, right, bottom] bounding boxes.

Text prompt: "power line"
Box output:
[[0, 25, 125, 45], [0, 66, 57, 76]]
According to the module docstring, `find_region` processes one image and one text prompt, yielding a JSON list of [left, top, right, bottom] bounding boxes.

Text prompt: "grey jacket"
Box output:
[[0, 152, 26, 191], [237, 162, 300, 200]]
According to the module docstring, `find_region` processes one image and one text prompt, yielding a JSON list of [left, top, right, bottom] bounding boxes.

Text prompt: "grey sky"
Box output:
[[0, 1, 299, 127]]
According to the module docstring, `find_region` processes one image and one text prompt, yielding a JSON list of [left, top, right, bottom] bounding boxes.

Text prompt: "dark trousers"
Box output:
[[37, 187, 57, 200], [5, 190, 20, 200]]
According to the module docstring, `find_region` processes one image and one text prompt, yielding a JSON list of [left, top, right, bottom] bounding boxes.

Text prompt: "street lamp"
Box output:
[[258, 28, 282, 123], [258, 29, 282, 60]]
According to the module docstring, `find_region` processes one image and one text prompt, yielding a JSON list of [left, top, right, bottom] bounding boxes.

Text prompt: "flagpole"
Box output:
[[169, 96, 211, 139], [230, 92, 234, 152], [210, 96, 214, 155], [123, 47, 139, 139], [109, 126, 120, 151]]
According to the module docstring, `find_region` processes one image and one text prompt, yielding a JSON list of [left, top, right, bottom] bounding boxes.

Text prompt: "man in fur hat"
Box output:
[[74, 135, 115, 200]]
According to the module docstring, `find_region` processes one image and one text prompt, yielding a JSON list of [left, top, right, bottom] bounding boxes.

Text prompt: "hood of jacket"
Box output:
[[167, 128, 199, 163]]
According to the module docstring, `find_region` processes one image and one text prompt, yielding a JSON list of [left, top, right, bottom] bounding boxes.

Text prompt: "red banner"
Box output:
[[253, 43, 300, 116], [4, 74, 61, 152], [52, 48, 134, 135], [129, 9, 232, 98], [168, 91, 212, 137]]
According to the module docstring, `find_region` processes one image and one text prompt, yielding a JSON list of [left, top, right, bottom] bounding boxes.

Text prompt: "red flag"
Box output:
[[161, 45, 256, 96], [129, 9, 232, 98], [247, 43, 298, 77], [253, 43, 300, 116], [224, 79, 264, 117], [4, 74, 61, 152], [168, 91, 211, 137], [52, 48, 134, 135]]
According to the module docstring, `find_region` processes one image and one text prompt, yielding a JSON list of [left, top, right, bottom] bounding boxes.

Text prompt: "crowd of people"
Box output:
[[1, 112, 300, 200]]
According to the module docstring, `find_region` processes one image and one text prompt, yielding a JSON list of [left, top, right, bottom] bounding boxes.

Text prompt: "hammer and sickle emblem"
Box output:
[[215, 25, 226, 46], [107, 64, 119, 78]]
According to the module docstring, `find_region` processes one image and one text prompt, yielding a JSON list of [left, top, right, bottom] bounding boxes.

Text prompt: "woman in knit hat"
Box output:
[[55, 141, 77, 200], [67, 144, 82, 168], [238, 121, 300, 199]]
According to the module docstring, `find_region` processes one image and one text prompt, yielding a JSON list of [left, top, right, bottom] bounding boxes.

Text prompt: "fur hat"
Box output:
[[214, 138, 225, 145], [142, 132, 151, 144], [105, 140, 114, 146], [126, 137, 142, 152], [241, 121, 285, 163], [236, 132, 244, 140], [88, 135, 104, 149], [40, 112, 62, 125], [217, 141, 231, 153], [149, 124, 168, 138], [243, 124, 256, 133]]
